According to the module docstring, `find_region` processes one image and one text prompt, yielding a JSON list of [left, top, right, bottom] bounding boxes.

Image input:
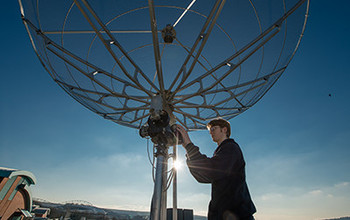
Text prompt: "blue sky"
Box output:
[[1, 1, 350, 220]]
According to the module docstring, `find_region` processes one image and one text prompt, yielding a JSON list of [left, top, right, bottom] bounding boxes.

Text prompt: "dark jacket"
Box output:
[[185, 139, 256, 220]]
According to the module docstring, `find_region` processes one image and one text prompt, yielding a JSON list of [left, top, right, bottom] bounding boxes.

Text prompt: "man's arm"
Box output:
[[185, 142, 238, 183], [176, 125, 238, 183], [185, 143, 212, 183]]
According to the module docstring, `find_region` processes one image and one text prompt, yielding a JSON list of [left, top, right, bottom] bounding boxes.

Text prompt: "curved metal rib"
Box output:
[[168, 0, 226, 92], [73, 0, 159, 96]]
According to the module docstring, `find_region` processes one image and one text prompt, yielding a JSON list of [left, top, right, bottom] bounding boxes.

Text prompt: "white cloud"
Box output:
[[177, 192, 210, 216], [260, 193, 283, 201], [327, 194, 334, 198], [252, 181, 350, 220], [32, 152, 154, 205], [335, 181, 349, 188], [308, 189, 322, 196]]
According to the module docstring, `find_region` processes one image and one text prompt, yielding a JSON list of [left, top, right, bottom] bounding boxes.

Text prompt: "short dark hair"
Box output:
[[207, 118, 231, 138]]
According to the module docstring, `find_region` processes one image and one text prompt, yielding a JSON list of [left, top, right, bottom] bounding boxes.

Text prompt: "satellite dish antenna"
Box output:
[[18, 0, 309, 219]]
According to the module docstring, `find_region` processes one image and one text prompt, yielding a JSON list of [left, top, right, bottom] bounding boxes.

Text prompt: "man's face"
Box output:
[[209, 125, 227, 143]]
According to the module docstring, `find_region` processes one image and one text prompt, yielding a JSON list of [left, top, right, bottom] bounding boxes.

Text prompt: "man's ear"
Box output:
[[222, 126, 228, 135]]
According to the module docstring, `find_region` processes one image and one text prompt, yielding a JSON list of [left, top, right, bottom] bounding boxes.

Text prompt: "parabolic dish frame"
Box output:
[[19, 0, 309, 131], [18, 0, 310, 219]]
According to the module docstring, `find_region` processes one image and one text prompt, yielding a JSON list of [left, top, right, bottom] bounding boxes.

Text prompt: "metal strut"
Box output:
[[150, 144, 169, 220], [146, 94, 179, 220]]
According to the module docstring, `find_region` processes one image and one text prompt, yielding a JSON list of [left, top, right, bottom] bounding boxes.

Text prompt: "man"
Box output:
[[176, 119, 256, 220]]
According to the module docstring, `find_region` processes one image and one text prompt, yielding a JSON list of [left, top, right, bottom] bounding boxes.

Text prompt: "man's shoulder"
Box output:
[[216, 139, 240, 154], [222, 138, 239, 148]]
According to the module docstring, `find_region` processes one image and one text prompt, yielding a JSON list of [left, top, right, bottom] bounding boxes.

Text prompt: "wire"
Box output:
[[173, 0, 197, 27], [148, 123, 181, 185], [164, 168, 175, 191], [146, 138, 157, 182], [147, 137, 154, 166], [152, 150, 156, 182]]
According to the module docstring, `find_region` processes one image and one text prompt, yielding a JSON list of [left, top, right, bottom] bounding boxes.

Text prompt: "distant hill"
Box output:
[[33, 200, 207, 220], [34, 200, 350, 220], [323, 218, 350, 220]]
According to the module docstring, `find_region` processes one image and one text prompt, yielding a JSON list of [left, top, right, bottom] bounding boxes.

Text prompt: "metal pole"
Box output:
[[150, 145, 168, 220], [150, 148, 164, 220], [161, 154, 168, 220], [149, 94, 175, 220], [173, 145, 178, 220]]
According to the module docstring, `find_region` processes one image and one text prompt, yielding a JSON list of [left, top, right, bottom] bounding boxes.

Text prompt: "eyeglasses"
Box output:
[[209, 126, 220, 132]]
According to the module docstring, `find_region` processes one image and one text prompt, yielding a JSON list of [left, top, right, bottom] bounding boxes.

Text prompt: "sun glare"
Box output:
[[173, 160, 183, 170]]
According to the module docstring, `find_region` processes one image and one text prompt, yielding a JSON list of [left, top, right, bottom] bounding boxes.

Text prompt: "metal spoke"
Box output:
[[173, 66, 281, 107], [173, 108, 211, 122], [46, 46, 141, 103], [176, 26, 278, 95], [19, 0, 310, 129], [175, 104, 245, 110], [19, 0, 310, 217], [55, 80, 150, 104], [148, 0, 165, 93], [39, 34, 139, 90], [174, 110, 207, 126], [43, 30, 155, 34], [69, 89, 149, 112], [72, 94, 152, 126], [204, 67, 285, 96], [174, 32, 244, 108], [176, 0, 306, 98], [79, 0, 160, 94], [173, 78, 269, 115], [168, 0, 226, 92], [73, 0, 159, 96], [172, 27, 279, 106]]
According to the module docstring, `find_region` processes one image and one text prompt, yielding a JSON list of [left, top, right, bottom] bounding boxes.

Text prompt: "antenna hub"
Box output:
[[139, 110, 182, 146], [162, 24, 176, 43]]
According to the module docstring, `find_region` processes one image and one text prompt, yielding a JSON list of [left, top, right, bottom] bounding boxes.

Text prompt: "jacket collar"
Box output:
[[214, 138, 235, 154]]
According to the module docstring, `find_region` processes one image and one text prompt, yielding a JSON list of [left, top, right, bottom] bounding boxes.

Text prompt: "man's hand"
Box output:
[[175, 124, 192, 147]]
